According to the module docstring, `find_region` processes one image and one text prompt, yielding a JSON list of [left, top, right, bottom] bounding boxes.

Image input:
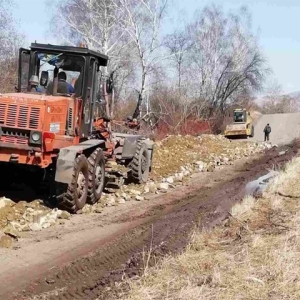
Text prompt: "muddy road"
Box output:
[[1, 142, 299, 300]]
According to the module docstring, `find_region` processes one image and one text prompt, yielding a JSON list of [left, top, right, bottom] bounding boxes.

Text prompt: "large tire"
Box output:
[[56, 154, 89, 213], [129, 140, 150, 184], [87, 148, 105, 205]]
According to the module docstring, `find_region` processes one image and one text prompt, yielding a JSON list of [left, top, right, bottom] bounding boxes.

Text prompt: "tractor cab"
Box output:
[[0, 43, 109, 168], [233, 109, 247, 123], [18, 43, 109, 138], [19, 43, 108, 94]]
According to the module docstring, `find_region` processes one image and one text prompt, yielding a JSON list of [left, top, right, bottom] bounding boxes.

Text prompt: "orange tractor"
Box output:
[[0, 43, 154, 212]]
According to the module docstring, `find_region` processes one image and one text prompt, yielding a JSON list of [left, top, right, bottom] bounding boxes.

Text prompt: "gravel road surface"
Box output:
[[250, 113, 300, 145]]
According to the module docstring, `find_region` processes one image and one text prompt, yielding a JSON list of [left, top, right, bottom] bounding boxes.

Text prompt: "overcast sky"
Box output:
[[12, 0, 300, 95]]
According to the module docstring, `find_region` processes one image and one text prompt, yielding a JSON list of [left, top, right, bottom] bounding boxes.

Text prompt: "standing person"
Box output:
[[263, 123, 271, 141]]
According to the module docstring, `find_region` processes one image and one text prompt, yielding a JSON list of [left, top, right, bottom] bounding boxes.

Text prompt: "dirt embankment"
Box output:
[[4, 140, 298, 300]]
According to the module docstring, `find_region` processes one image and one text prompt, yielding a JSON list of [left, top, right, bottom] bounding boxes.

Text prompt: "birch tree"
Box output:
[[0, 0, 24, 92], [164, 29, 191, 92], [50, 0, 134, 117], [119, 0, 168, 119]]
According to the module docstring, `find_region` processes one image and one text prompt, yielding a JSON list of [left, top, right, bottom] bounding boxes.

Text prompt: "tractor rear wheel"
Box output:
[[129, 140, 150, 184], [87, 148, 105, 205], [56, 154, 89, 213]]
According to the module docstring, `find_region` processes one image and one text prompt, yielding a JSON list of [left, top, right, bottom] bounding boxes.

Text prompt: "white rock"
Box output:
[[3, 224, 20, 238], [144, 186, 150, 193], [159, 182, 169, 190], [196, 161, 207, 172], [106, 195, 116, 206], [121, 193, 130, 201], [174, 173, 184, 181], [135, 195, 144, 201], [222, 157, 230, 163], [42, 222, 52, 229], [118, 198, 126, 204], [183, 170, 190, 176], [130, 190, 141, 196], [166, 176, 174, 184], [279, 150, 287, 156], [263, 142, 273, 149], [82, 205, 92, 213], [94, 206, 103, 213], [29, 223, 42, 231], [0, 197, 14, 210], [148, 183, 157, 193], [58, 210, 71, 220]]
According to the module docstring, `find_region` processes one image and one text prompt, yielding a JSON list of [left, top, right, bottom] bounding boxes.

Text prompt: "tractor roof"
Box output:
[[30, 43, 108, 66]]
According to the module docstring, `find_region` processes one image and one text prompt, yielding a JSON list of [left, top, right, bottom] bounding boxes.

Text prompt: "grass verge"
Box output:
[[118, 155, 300, 300]]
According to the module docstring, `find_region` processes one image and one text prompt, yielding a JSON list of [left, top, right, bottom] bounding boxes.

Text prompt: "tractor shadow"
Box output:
[[226, 135, 249, 141], [0, 182, 53, 209]]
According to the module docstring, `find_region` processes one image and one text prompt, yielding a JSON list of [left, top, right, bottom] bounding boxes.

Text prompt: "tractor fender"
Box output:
[[122, 136, 154, 160], [55, 139, 105, 184]]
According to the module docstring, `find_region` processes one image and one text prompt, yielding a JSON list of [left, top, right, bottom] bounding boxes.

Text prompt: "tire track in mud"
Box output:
[[11, 143, 300, 300]]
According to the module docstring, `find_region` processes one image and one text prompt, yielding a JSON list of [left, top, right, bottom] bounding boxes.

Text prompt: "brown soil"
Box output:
[[1, 143, 299, 300], [151, 134, 259, 179]]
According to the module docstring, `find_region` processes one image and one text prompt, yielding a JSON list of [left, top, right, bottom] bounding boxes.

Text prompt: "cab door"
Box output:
[[18, 48, 30, 92], [81, 57, 97, 137]]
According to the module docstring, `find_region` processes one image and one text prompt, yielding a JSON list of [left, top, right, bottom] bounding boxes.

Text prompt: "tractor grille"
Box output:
[[68, 107, 73, 130], [0, 129, 29, 145], [0, 103, 40, 129], [0, 135, 28, 145]]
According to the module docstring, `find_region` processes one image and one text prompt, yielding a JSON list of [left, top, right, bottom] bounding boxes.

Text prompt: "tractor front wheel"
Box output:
[[56, 154, 89, 213], [129, 140, 151, 184], [87, 148, 105, 205]]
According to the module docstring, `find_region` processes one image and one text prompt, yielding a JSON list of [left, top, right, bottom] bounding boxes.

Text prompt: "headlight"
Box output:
[[30, 131, 42, 145], [32, 133, 40, 142]]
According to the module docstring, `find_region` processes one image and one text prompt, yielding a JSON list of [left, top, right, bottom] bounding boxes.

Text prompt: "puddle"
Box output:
[[244, 170, 279, 197]]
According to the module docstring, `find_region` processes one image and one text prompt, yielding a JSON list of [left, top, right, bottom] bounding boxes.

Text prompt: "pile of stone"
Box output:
[[82, 136, 274, 210], [0, 197, 71, 248], [0, 135, 274, 248]]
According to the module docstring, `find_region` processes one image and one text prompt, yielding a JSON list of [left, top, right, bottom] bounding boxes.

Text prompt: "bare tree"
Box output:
[[0, 0, 25, 93], [186, 5, 268, 117], [164, 29, 191, 92], [51, 0, 126, 58], [119, 0, 169, 119], [50, 0, 135, 117], [261, 81, 299, 114]]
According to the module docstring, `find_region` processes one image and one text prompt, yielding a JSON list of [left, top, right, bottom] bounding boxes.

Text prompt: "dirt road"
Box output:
[[250, 112, 300, 145], [0, 142, 298, 300]]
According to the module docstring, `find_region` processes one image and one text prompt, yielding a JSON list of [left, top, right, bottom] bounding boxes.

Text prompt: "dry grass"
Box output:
[[120, 155, 300, 300]]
